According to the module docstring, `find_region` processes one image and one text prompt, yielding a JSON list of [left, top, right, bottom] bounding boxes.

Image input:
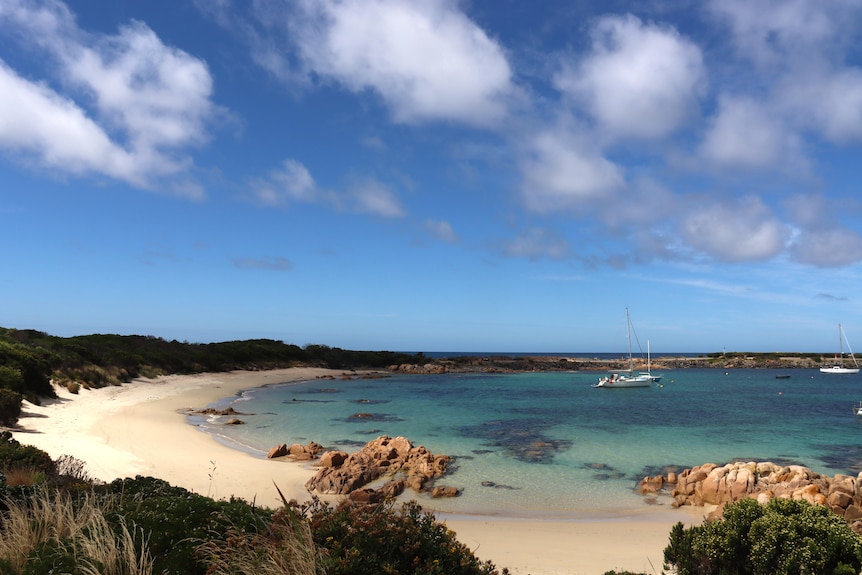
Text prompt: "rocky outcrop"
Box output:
[[638, 461, 862, 530], [267, 441, 324, 460], [390, 363, 450, 374], [305, 435, 454, 500], [192, 406, 245, 416]]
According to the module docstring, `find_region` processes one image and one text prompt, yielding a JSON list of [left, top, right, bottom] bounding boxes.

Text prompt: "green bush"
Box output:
[[0, 432, 55, 476], [108, 476, 272, 575], [0, 388, 22, 426], [306, 498, 505, 575], [664, 497, 862, 575]]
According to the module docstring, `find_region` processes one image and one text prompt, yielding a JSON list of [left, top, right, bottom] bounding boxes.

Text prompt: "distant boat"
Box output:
[[820, 324, 860, 375], [854, 401, 862, 416], [638, 339, 662, 382], [775, 374, 791, 379], [593, 308, 653, 388]]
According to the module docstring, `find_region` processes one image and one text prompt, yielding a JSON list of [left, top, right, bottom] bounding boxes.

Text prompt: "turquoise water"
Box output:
[[192, 369, 862, 518]]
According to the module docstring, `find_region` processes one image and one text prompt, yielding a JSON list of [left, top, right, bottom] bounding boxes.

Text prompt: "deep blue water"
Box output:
[[192, 368, 862, 518]]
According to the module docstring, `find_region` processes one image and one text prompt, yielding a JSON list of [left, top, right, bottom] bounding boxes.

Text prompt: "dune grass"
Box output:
[[0, 489, 152, 575]]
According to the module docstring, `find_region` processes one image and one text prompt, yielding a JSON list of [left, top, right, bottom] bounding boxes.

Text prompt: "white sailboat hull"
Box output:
[[593, 375, 652, 388], [820, 366, 860, 374], [593, 308, 657, 389], [822, 323, 859, 375]]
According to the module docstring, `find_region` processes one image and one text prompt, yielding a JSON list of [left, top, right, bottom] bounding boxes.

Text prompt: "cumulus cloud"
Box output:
[[783, 193, 862, 267], [348, 178, 405, 218], [699, 95, 803, 170], [425, 219, 459, 244], [0, 0, 217, 189], [554, 14, 705, 140], [781, 69, 862, 144], [707, 0, 862, 147], [0, 60, 137, 180], [503, 228, 572, 261], [251, 158, 405, 218], [202, 0, 516, 126], [708, 0, 840, 68], [295, 0, 515, 126], [519, 125, 624, 213], [252, 159, 318, 206], [678, 197, 790, 262], [790, 229, 862, 267]]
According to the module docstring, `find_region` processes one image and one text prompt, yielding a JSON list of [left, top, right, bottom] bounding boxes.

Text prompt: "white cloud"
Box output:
[[0, 0, 217, 188], [425, 219, 459, 244], [251, 158, 405, 218], [519, 125, 624, 213], [288, 0, 515, 126], [781, 68, 862, 144], [708, 0, 839, 68], [783, 193, 862, 267], [65, 21, 214, 152], [253, 159, 318, 206], [790, 229, 862, 267], [554, 14, 705, 140], [678, 197, 790, 262], [503, 228, 572, 261], [699, 95, 803, 170], [707, 0, 862, 145], [0, 59, 137, 181], [348, 178, 405, 218]]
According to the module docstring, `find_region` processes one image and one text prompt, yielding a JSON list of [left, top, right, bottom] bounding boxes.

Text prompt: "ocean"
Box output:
[[190, 368, 862, 519]]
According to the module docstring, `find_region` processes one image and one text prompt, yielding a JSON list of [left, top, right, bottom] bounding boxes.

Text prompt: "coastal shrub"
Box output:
[[196, 506, 321, 575], [0, 432, 56, 477], [0, 340, 55, 401], [2, 466, 47, 488], [55, 454, 92, 483], [109, 476, 272, 575], [305, 498, 506, 575], [0, 365, 24, 393], [663, 497, 862, 575], [0, 388, 22, 426]]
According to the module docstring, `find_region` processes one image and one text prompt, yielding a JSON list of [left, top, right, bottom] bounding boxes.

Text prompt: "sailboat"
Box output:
[[820, 324, 860, 375], [593, 308, 653, 388], [638, 340, 662, 382]]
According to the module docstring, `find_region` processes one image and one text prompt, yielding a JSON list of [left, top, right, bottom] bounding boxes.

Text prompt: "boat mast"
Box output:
[[648, 339, 651, 374], [840, 323, 845, 366], [626, 307, 633, 372], [841, 324, 859, 368]]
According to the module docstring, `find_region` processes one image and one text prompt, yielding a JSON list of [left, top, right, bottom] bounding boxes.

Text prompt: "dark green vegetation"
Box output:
[[704, 351, 823, 363], [663, 498, 862, 575], [0, 434, 505, 575], [0, 327, 430, 426]]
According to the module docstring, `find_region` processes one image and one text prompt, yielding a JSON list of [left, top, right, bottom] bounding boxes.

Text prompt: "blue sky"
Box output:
[[2, 0, 862, 353]]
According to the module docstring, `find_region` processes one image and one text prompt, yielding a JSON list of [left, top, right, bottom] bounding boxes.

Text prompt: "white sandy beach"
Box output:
[[9, 368, 705, 575]]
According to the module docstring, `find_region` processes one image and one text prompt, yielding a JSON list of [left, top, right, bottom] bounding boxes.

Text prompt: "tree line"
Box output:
[[0, 327, 430, 426]]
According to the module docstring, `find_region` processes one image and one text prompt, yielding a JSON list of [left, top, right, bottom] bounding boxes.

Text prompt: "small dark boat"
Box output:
[[775, 374, 791, 379]]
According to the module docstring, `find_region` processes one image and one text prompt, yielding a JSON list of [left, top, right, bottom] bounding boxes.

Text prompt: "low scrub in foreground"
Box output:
[[0, 440, 507, 575], [5, 437, 862, 574]]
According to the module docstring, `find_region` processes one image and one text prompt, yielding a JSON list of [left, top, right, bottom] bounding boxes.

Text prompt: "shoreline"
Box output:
[[9, 367, 706, 575]]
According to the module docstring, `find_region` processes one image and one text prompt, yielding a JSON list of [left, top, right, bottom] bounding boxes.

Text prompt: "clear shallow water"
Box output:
[[191, 369, 862, 518]]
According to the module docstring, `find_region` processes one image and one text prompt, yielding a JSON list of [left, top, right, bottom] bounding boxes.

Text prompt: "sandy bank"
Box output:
[[9, 368, 705, 575]]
